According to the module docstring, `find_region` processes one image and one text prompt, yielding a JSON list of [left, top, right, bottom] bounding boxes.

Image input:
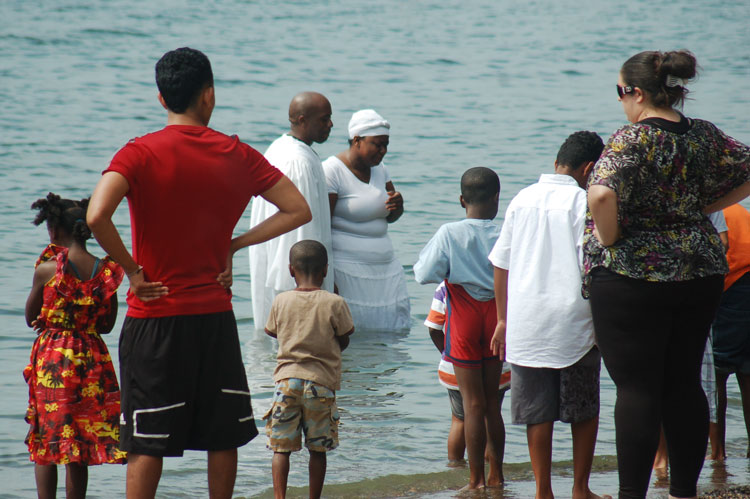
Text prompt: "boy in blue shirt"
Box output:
[[414, 167, 503, 490]]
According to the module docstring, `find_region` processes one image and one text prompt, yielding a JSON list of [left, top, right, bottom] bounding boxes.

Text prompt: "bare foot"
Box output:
[[486, 478, 504, 488], [457, 483, 486, 497]]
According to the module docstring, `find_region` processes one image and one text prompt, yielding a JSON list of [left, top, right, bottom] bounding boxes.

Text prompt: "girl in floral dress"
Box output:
[[24, 193, 125, 498]]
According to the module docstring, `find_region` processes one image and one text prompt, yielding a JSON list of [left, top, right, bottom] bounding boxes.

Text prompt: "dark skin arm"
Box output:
[[490, 266, 509, 360], [428, 327, 444, 353], [336, 328, 354, 351], [25, 261, 56, 328], [101, 294, 119, 334], [385, 181, 404, 223]]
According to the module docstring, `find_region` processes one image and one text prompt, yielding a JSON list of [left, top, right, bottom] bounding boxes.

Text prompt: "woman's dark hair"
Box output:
[[155, 47, 214, 113], [31, 193, 92, 243], [621, 50, 698, 109]]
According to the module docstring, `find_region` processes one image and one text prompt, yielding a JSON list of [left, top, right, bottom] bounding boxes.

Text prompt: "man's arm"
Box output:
[[216, 176, 312, 287], [87, 171, 169, 302], [490, 266, 508, 360]]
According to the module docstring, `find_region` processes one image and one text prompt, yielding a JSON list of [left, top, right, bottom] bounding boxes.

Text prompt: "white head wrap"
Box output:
[[348, 109, 390, 139]]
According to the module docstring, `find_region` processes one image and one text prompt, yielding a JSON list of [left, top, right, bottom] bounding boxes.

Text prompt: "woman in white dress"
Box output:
[[322, 109, 410, 331]]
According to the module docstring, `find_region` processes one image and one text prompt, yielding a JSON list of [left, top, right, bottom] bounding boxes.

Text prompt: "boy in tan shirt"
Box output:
[[264, 240, 354, 499]]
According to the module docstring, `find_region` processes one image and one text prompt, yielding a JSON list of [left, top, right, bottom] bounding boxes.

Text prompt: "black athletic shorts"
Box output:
[[118, 311, 258, 456]]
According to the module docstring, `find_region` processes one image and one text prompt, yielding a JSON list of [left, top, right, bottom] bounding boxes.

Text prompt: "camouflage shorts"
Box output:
[[262, 378, 339, 452]]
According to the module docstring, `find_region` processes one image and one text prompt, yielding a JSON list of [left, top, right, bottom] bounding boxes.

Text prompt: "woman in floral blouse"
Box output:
[[585, 50, 750, 499]]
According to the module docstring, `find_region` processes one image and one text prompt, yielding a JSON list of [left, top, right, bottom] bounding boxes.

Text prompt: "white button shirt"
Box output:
[[488, 173, 594, 368]]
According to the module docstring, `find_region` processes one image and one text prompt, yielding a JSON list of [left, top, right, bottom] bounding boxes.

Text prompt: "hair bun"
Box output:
[[659, 50, 697, 81]]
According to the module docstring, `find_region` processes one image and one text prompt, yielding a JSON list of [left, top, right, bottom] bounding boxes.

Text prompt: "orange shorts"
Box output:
[[443, 282, 497, 369]]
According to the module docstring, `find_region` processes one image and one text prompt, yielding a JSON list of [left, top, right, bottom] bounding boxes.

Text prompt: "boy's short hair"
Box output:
[[155, 47, 214, 114], [461, 167, 500, 204], [555, 131, 604, 170], [289, 240, 328, 275]]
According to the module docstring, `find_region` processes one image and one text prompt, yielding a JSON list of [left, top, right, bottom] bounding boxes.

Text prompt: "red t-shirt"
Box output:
[[105, 125, 283, 318]]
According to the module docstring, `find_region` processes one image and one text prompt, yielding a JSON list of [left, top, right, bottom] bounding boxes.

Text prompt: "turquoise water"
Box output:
[[2, 1, 750, 497]]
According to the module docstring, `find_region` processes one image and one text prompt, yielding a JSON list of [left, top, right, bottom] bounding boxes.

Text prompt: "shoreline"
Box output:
[[247, 456, 750, 498]]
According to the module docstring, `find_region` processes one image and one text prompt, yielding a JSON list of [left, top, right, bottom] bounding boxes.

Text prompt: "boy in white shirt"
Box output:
[[489, 131, 607, 499]]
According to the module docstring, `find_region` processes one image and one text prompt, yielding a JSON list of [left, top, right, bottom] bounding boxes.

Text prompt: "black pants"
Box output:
[[589, 270, 723, 498]]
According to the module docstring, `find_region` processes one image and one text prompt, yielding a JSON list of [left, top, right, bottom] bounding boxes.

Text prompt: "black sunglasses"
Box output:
[[616, 84, 635, 98]]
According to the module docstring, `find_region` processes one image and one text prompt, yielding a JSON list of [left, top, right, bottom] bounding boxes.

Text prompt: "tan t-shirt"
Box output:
[[266, 289, 354, 391]]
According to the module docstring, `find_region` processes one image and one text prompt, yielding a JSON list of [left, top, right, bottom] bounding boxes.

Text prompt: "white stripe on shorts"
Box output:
[[133, 402, 186, 438]]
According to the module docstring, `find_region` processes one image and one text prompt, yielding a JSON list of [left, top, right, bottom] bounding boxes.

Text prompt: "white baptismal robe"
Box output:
[[249, 134, 333, 330]]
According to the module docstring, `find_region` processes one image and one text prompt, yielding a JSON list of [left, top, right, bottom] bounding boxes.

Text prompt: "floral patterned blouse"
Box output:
[[583, 114, 750, 295]]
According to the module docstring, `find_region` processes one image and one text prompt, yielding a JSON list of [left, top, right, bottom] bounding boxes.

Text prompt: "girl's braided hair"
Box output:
[[31, 192, 92, 243]]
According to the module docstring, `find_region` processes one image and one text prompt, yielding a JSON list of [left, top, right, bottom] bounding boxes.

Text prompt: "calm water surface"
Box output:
[[2, 1, 750, 497]]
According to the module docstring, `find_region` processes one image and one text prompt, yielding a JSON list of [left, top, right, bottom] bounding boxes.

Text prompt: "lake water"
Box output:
[[2, 1, 750, 497]]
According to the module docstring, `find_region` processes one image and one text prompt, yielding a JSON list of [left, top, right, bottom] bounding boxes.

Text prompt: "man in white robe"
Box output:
[[249, 92, 334, 330]]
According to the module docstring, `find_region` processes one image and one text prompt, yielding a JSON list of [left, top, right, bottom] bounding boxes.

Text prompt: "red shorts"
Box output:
[[443, 282, 497, 369]]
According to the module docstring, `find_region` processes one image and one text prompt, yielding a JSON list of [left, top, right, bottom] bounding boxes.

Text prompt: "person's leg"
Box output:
[[654, 427, 669, 470], [571, 417, 600, 499], [447, 389, 466, 462], [662, 276, 723, 499], [300, 381, 337, 497], [454, 365, 487, 489], [126, 454, 163, 499], [308, 450, 326, 499], [448, 414, 466, 462], [119, 316, 194, 498], [560, 347, 605, 499], [487, 390, 507, 485], [272, 452, 290, 499], [738, 372, 750, 457], [34, 464, 57, 499], [590, 271, 671, 499], [64, 463, 87, 499], [266, 379, 304, 499], [527, 422, 554, 499], [711, 369, 730, 460], [482, 361, 505, 486], [511, 362, 560, 498], [207, 449, 237, 499]]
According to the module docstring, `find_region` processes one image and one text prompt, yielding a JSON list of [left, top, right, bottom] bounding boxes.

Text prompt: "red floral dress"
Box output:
[[24, 244, 126, 465]]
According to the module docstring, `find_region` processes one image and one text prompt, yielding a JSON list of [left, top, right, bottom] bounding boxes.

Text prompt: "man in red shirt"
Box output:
[[87, 47, 311, 499]]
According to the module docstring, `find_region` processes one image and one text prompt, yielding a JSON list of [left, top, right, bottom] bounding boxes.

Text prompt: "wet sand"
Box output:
[[247, 457, 750, 498]]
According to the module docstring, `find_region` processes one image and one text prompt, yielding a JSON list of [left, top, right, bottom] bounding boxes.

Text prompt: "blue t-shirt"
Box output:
[[413, 218, 500, 301]]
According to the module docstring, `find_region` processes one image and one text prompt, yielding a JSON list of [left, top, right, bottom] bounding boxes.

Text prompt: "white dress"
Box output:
[[322, 156, 410, 332], [249, 134, 333, 331]]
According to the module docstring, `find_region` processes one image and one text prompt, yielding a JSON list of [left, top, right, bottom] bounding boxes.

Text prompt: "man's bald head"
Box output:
[[287, 92, 333, 145]]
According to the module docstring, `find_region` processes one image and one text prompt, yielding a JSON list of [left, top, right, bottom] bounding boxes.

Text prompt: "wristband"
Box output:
[[127, 265, 143, 277]]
